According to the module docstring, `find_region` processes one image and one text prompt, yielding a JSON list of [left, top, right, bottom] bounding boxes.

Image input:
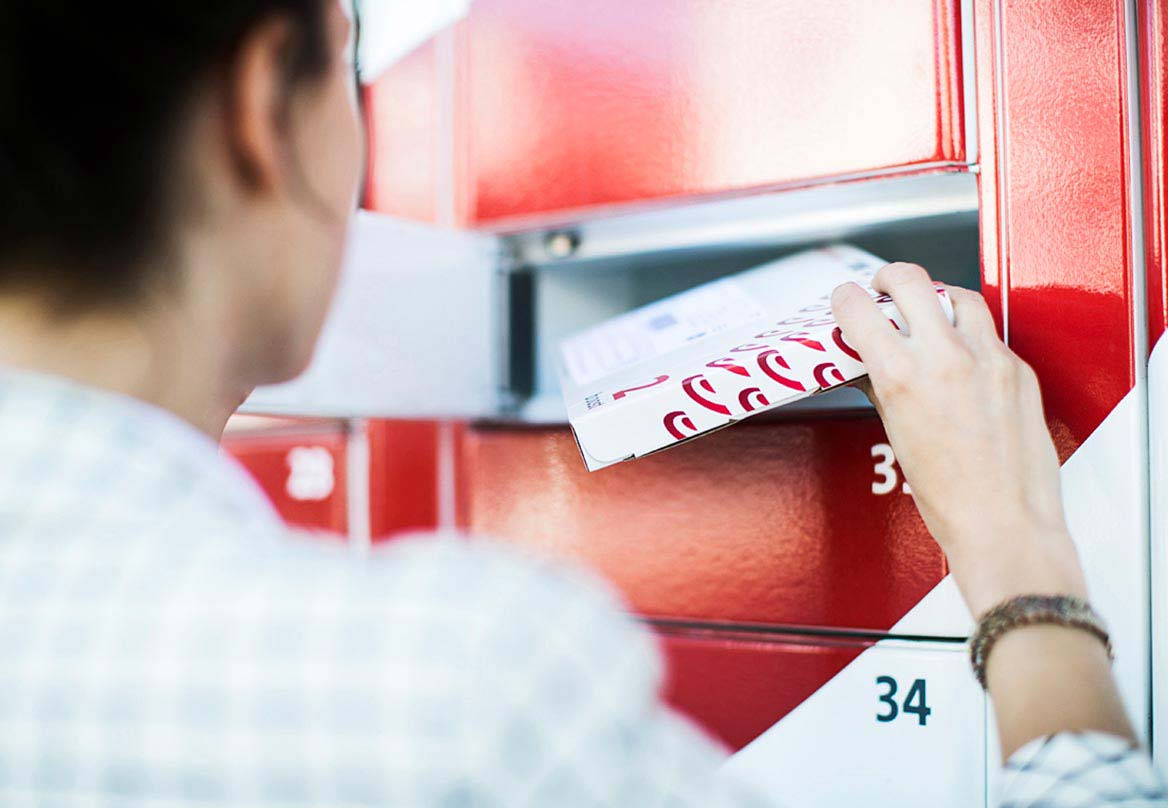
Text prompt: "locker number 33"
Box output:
[[876, 676, 931, 726], [871, 443, 912, 496]]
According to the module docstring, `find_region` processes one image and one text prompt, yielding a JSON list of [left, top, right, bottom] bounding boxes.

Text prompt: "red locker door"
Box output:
[[362, 0, 966, 226], [657, 628, 867, 752], [223, 418, 447, 542], [367, 419, 443, 541], [363, 43, 441, 222], [459, 417, 951, 635], [458, 0, 965, 226], [222, 418, 349, 536]]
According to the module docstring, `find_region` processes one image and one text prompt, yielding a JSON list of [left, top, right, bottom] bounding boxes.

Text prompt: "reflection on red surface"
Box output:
[[459, 417, 946, 632], [460, 0, 964, 226], [224, 428, 349, 536], [974, 0, 1136, 456], [363, 42, 440, 222], [361, 1, 966, 226], [1142, 0, 1168, 351], [657, 628, 868, 752]]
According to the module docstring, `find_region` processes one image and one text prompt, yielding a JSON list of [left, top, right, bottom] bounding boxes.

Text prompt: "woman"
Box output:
[[0, 0, 1162, 804]]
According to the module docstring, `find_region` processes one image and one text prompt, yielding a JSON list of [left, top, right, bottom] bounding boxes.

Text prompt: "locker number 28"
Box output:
[[876, 676, 931, 726]]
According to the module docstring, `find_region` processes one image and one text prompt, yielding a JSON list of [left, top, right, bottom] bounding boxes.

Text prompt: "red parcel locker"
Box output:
[[258, 0, 1153, 791], [440, 0, 1145, 762]]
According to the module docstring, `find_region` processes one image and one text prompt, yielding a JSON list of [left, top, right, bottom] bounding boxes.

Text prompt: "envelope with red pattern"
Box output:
[[558, 245, 953, 471]]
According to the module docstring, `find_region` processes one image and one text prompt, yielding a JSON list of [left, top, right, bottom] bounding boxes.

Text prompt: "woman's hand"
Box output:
[[832, 263, 1136, 758], [830, 263, 1087, 617]]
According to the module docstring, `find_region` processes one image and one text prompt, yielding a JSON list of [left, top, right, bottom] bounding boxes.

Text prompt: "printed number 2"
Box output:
[[871, 443, 913, 496], [876, 676, 931, 726]]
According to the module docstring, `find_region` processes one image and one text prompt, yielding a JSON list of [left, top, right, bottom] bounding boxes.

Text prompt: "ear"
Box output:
[[225, 16, 297, 192]]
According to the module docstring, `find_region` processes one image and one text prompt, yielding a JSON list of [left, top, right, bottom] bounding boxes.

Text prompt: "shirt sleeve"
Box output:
[[998, 732, 1168, 807]]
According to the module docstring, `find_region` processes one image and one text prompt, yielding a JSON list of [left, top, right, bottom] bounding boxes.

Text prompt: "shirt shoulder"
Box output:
[[246, 530, 663, 689], [210, 533, 724, 803]]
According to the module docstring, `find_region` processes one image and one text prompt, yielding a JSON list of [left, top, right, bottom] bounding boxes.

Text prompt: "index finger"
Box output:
[[872, 262, 952, 339], [831, 281, 904, 362]]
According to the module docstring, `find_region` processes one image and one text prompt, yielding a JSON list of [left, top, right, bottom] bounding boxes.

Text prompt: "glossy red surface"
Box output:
[[974, 0, 1137, 457], [1142, 0, 1168, 351], [458, 0, 964, 226], [458, 417, 947, 632], [363, 43, 440, 222], [657, 627, 868, 752], [223, 427, 349, 535], [368, 419, 442, 540]]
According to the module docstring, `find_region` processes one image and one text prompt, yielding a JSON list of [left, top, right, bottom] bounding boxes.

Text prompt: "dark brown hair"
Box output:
[[0, 2, 332, 307]]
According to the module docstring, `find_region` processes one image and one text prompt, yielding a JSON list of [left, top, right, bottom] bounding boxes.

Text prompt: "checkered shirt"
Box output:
[[0, 367, 1162, 806], [1000, 733, 1167, 807]]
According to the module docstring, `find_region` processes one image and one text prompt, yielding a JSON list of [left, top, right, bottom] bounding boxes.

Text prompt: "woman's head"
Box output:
[[0, 0, 362, 385]]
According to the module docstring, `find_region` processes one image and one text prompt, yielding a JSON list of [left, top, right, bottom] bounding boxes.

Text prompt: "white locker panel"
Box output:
[[723, 640, 986, 808], [243, 211, 502, 419], [1151, 339, 1168, 766]]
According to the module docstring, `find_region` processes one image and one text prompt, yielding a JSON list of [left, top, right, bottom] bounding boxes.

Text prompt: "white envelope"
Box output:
[[557, 245, 954, 471]]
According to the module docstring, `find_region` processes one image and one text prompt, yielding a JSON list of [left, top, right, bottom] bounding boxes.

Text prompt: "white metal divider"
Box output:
[[1122, 0, 1156, 755]]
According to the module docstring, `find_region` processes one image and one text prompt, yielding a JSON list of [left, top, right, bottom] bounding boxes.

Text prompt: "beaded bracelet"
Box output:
[[969, 594, 1113, 690]]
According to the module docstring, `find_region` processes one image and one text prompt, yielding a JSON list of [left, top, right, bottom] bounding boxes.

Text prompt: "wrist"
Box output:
[[946, 527, 1087, 618], [971, 594, 1111, 689]]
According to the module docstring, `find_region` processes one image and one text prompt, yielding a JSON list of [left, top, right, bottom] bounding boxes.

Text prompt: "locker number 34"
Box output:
[[876, 676, 931, 726]]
